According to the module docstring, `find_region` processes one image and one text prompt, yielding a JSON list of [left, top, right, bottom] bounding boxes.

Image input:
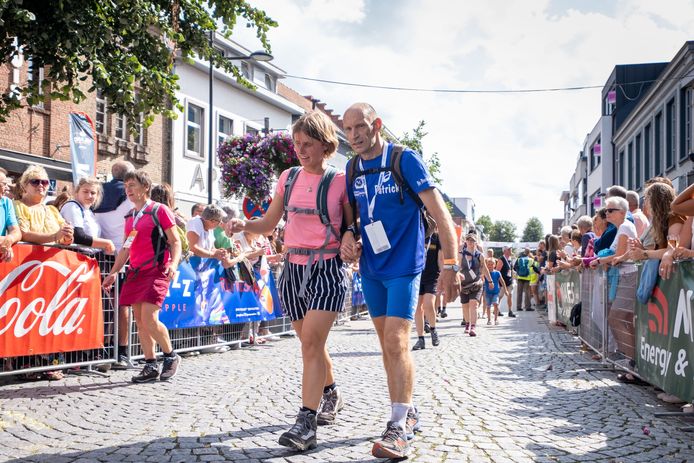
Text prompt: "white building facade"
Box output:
[[171, 36, 304, 215]]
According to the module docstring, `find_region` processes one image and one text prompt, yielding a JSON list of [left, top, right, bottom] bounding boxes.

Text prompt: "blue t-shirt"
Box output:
[[0, 196, 18, 236], [347, 143, 435, 279], [485, 270, 502, 295]]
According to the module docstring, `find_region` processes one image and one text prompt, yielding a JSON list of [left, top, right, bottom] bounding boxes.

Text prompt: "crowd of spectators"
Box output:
[[0, 162, 303, 380]]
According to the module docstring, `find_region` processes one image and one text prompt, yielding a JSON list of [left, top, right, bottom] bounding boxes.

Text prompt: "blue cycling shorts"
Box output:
[[361, 273, 421, 321]]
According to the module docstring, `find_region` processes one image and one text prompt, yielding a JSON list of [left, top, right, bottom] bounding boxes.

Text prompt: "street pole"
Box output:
[[207, 30, 214, 205]]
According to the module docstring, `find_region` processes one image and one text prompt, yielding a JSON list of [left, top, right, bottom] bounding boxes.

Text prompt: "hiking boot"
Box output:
[[317, 386, 344, 425], [507, 311, 516, 318], [132, 362, 159, 383], [111, 355, 136, 370], [430, 330, 440, 347], [406, 407, 421, 440], [372, 421, 410, 459], [279, 409, 317, 452], [160, 354, 181, 381], [424, 321, 431, 334], [412, 338, 425, 351]]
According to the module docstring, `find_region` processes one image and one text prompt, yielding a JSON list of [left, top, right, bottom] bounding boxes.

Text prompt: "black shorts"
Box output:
[[419, 274, 440, 295], [460, 284, 484, 304], [279, 256, 347, 322]]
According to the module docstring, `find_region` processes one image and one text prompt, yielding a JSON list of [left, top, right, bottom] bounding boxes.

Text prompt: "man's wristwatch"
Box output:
[[443, 264, 460, 272]]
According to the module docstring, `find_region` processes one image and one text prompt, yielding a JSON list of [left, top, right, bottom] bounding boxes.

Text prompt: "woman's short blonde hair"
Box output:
[[17, 165, 49, 197], [74, 176, 103, 209], [292, 110, 339, 158]]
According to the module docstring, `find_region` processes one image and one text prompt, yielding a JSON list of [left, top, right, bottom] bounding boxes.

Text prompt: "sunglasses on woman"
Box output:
[[28, 179, 50, 187]]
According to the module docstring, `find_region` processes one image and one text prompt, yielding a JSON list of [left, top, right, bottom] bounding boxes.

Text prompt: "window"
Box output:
[[115, 114, 126, 140], [241, 62, 252, 80], [264, 73, 275, 92], [186, 102, 204, 157], [590, 137, 601, 171], [627, 142, 633, 189], [603, 90, 616, 116], [644, 124, 651, 181], [635, 134, 642, 189], [618, 149, 625, 186], [245, 124, 258, 136], [133, 112, 145, 145], [26, 56, 44, 109], [667, 98, 675, 169], [681, 87, 692, 160], [655, 112, 662, 175], [218, 115, 233, 147], [95, 90, 107, 135]]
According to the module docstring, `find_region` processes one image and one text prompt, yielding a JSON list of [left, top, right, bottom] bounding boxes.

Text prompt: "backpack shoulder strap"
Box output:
[[316, 166, 338, 226], [64, 200, 85, 220], [346, 156, 360, 232], [390, 144, 424, 207], [282, 166, 303, 222]]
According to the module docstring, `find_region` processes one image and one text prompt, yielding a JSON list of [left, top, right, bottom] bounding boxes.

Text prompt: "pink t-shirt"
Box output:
[[124, 201, 176, 269], [276, 168, 348, 265]]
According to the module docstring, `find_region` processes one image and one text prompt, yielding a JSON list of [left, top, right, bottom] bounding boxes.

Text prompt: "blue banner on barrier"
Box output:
[[160, 256, 283, 329]]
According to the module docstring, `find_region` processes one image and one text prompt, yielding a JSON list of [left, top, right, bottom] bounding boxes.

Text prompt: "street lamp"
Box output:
[[207, 32, 274, 204]]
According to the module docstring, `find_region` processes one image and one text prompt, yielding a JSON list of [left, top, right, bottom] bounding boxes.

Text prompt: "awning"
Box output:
[[0, 149, 73, 182]]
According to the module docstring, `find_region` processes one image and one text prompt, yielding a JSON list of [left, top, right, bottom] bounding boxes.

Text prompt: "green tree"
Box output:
[[521, 217, 544, 242], [490, 220, 517, 242], [475, 214, 495, 240], [0, 1, 277, 127], [389, 120, 443, 185]]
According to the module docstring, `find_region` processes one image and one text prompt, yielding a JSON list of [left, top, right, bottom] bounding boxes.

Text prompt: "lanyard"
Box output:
[[132, 200, 152, 228], [358, 143, 389, 223]]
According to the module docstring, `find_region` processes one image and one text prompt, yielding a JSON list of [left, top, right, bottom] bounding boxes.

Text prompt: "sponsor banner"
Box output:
[[554, 270, 581, 327], [68, 112, 97, 184], [636, 261, 694, 402], [0, 244, 104, 357], [579, 268, 606, 353], [160, 256, 283, 329], [546, 274, 557, 324]]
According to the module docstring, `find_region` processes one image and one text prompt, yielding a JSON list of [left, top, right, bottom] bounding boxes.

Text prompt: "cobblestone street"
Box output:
[[1, 305, 693, 463]]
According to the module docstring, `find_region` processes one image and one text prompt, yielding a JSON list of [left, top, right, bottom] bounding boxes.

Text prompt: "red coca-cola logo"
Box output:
[[0, 245, 103, 357]]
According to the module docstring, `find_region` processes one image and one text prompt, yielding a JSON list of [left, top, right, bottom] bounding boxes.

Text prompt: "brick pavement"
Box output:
[[1, 305, 693, 462]]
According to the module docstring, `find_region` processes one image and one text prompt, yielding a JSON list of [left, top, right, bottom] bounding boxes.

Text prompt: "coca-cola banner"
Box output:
[[0, 244, 104, 357]]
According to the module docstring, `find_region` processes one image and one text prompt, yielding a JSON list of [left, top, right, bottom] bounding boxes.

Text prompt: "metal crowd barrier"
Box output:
[[1, 247, 367, 377], [0, 244, 119, 378]]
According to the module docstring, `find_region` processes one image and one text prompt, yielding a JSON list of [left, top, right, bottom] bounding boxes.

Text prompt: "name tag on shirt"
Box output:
[[123, 230, 138, 249], [364, 221, 391, 254]]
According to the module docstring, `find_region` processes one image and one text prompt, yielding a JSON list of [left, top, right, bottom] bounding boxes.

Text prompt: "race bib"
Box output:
[[123, 230, 138, 249]]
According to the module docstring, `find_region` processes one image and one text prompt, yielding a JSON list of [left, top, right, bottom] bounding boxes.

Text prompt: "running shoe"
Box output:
[[424, 321, 431, 334], [132, 362, 159, 383], [279, 409, 317, 452], [487, 320, 492, 325], [412, 338, 425, 351], [372, 422, 410, 459], [317, 386, 344, 425], [464, 322, 470, 333], [406, 407, 421, 440], [430, 330, 440, 347], [469, 325, 477, 337], [508, 311, 517, 318], [439, 308, 448, 318], [112, 355, 136, 370], [160, 354, 181, 381]]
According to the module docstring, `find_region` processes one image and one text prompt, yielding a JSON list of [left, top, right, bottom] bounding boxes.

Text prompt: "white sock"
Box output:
[[390, 402, 411, 431]]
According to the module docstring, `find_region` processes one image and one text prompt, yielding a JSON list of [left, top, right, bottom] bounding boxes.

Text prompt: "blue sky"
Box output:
[[233, 0, 694, 237]]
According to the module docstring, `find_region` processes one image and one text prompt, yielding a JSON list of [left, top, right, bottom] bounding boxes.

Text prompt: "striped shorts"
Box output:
[[279, 256, 348, 321]]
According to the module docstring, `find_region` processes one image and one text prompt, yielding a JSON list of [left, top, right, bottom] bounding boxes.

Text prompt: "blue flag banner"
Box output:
[[68, 112, 97, 184], [160, 256, 283, 329]]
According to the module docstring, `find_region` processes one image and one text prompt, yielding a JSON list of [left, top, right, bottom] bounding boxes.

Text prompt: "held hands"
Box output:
[[57, 223, 74, 245], [340, 231, 362, 263]]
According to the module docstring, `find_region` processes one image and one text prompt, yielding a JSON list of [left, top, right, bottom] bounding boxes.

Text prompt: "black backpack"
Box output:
[[345, 144, 436, 238], [125, 202, 169, 269]]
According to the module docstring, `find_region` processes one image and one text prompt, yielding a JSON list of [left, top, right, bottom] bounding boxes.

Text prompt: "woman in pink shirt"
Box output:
[[230, 111, 354, 452]]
